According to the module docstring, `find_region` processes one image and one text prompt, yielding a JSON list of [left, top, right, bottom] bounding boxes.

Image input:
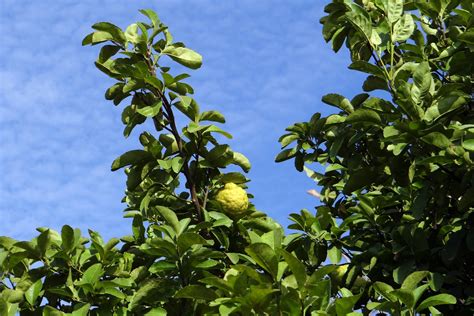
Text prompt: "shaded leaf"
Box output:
[[175, 285, 218, 300], [245, 243, 279, 279], [111, 150, 152, 171]]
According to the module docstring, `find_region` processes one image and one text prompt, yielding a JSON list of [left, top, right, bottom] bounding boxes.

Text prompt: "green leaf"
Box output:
[[233, 152, 251, 173], [171, 156, 184, 173], [139, 9, 161, 28], [304, 166, 323, 182], [82, 32, 112, 46], [373, 282, 397, 302], [37, 229, 51, 256], [98, 45, 121, 63], [195, 259, 220, 269], [245, 243, 279, 279], [162, 46, 203, 69], [91, 22, 126, 45], [79, 263, 104, 285], [346, 6, 372, 40], [111, 150, 152, 171], [136, 101, 162, 117], [421, 132, 451, 148], [412, 62, 432, 103], [462, 139, 474, 151], [129, 280, 162, 311], [144, 307, 167, 316], [125, 23, 140, 44], [424, 91, 467, 122], [279, 134, 299, 148], [335, 293, 362, 315], [0, 236, 17, 250], [349, 61, 385, 78], [177, 232, 208, 253], [61, 225, 76, 252], [392, 289, 415, 308], [416, 294, 457, 312], [393, 262, 414, 284], [25, 279, 42, 306], [205, 145, 233, 168], [155, 206, 180, 233], [392, 14, 415, 42], [280, 249, 307, 289], [200, 110, 225, 123], [343, 168, 378, 194], [363, 75, 389, 92], [386, 0, 404, 23], [145, 76, 164, 91], [401, 271, 429, 290], [322, 93, 354, 113], [149, 261, 176, 273], [328, 246, 341, 264], [458, 29, 474, 45], [218, 172, 248, 184], [175, 285, 218, 300], [43, 306, 65, 316], [275, 148, 298, 162], [71, 303, 91, 316], [346, 109, 382, 125], [205, 125, 233, 139]]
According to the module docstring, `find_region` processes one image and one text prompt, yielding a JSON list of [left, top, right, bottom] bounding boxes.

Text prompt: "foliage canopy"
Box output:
[[1, 0, 473, 315]]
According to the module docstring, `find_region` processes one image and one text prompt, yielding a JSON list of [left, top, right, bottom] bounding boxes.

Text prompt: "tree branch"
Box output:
[[144, 50, 203, 222]]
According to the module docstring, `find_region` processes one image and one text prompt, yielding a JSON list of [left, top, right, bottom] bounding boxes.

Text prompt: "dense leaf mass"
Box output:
[[1, 0, 472, 315]]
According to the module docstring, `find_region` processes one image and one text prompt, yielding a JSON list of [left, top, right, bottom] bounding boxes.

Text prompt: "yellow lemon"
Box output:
[[216, 183, 249, 215]]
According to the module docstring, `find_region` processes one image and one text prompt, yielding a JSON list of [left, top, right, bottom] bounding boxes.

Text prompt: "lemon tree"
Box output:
[[0, 1, 471, 314]]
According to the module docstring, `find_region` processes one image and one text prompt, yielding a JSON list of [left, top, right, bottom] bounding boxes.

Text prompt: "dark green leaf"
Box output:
[[111, 150, 152, 171], [177, 232, 207, 253], [280, 249, 307, 289], [346, 109, 382, 125], [233, 152, 251, 173], [322, 93, 354, 113], [200, 110, 225, 123], [363, 75, 389, 92], [144, 307, 167, 316], [98, 45, 121, 63], [392, 289, 415, 308], [175, 285, 218, 300], [155, 206, 180, 233], [349, 61, 385, 78], [245, 243, 279, 279], [275, 148, 298, 163], [421, 132, 451, 148], [335, 293, 362, 315]]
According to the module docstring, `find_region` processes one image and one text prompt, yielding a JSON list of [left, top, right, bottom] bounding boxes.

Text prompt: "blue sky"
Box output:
[[0, 0, 365, 240]]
